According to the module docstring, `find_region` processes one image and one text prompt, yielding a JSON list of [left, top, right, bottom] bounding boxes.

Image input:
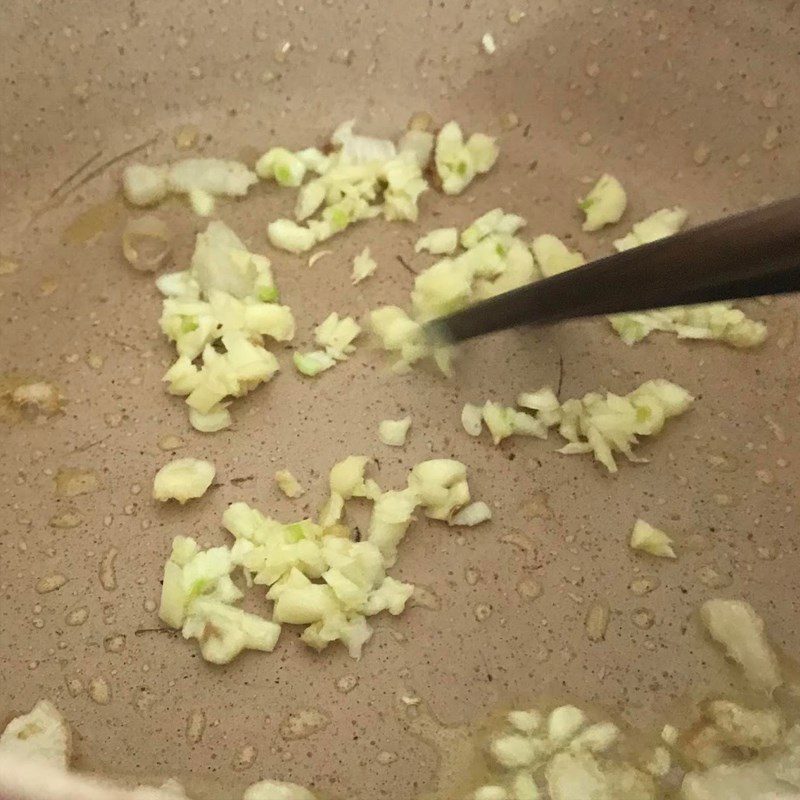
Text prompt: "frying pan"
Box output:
[[1, 1, 798, 798]]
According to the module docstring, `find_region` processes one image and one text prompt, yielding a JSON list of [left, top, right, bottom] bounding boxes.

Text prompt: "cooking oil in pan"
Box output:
[[61, 194, 126, 245]]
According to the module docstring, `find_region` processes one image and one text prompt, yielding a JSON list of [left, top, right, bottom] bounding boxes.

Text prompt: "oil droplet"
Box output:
[[411, 585, 441, 610], [104, 634, 126, 653], [406, 703, 474, 796], [464, 567, 481, 586], [99, 548, 118, 591], [279, 708, 330, 740], [89, 676, 111, 705], [66, 607, 89, 626], [500, 531, 534, 553], [134, 688, 157, 712], [174, 124, 199, 150], [629, 576, 660, 596], [61, 196, 125, 245], [158, 434, 184, 451], [233, 745, 257, 770], [49, 512, 82, 529], [187, 710, 206, 744], [500, 111, 519, 131], [516, 577, 542, 601], [336, 674, 358, 693], [36, 574, 66, 593], [693, 143, 711, 165], [632, 608, 655, 629], [585, 601, 610, 642], [0, 257, 19, 275], [55, 468, 99, 497], [521, 491, 553, 520], [696, 565, 731, 589]]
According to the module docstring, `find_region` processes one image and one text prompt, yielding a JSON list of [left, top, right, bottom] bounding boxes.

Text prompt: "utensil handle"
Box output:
[[430, 195, 800, 343]]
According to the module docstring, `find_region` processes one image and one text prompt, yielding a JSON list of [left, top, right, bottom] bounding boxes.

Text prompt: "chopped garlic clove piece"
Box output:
[[123, 164, 169, 206], [461, 403, 484, 436], [0, 700, 71, 768], [531, 234, 586, 278], [352, 246, 377, 284], [378, 417, 412, 447], [435, 121, 498, 195], [507, 709, 543, 735], [416, 227, 459, 255], [188, 188, 215, 216], [700, 599, 782, 693], [293, 350, 336, 376], [449, 501, 492, 527], [579, 174, 627, 231], [629, 519, 676, 559], [490, 734, 538, 768], [314, 312, 361, 359], [244, 780, 317, 800], [275, 470, 305, 498], [613, 207, 688, 252], [547, 705, 587, 745], [189, 404, 232, 433], [153, 458, 215, 504], [256, 147, 308, 187], [268, 219, 318, 254]]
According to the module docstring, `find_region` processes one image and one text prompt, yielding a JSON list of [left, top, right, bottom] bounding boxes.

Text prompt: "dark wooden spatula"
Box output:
[[425, 195, 800, 344]]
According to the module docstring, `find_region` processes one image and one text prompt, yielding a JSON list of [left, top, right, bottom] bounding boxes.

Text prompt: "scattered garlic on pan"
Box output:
[[153, 458, 215, 504], [123, 158, 258, 213], [608, 207, 766, 347], [466, 379, 693, 472], [158, 220, 292, 430], [158, 457, 485, 663], [477, 702, 656, 800], [629, 519, 677, 559]]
